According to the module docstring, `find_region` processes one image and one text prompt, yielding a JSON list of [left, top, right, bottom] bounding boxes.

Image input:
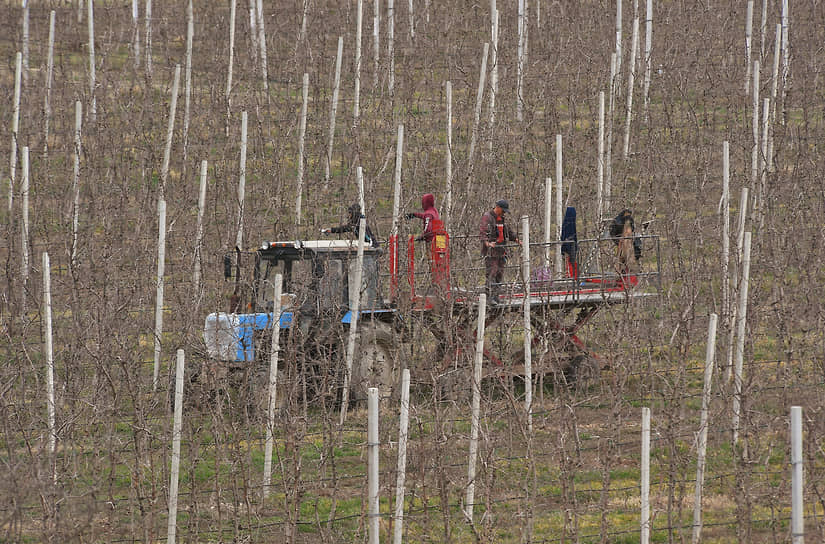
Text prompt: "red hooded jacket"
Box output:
[[411, 193, 440, 241]]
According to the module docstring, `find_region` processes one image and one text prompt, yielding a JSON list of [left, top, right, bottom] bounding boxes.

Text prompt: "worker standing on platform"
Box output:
[[480, 199, 519, 301], [405, 193, 440, 242], [320, 203, 379, 247]]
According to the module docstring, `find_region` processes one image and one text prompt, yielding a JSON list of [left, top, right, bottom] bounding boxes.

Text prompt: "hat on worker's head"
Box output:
[[495, 199, 510, 213]]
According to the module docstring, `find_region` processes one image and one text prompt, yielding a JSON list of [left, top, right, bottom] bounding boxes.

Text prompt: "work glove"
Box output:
[[320, 228, 330, 234], [405, 213, 416, 219]]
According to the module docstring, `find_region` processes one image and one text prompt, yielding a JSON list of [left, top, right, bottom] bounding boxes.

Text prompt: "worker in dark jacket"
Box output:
[[405, 193, 440, 241], [480, 199, 519, 301], [321, 203, 379, 247]]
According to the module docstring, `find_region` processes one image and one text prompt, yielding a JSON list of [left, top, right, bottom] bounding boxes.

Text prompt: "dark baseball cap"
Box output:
[[495, 199, 510, 212]]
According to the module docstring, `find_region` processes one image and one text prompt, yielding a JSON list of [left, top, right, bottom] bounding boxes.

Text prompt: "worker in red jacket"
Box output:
[[405, 193, 440, 242], [480, 199, 519, 302]]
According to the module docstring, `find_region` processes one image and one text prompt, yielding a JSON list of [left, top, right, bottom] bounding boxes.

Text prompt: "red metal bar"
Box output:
[[407, 235, 416, 300]]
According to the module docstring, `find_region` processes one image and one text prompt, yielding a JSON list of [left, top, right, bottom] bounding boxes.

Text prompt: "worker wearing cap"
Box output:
[[480, 199, 519, 301]]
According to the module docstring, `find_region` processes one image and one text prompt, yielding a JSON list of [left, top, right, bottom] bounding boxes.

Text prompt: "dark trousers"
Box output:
[[484, 255, 505, 299]]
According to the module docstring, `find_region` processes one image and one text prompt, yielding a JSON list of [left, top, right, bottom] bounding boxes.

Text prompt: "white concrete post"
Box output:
[[132, 0, 140, 68], [408, 0, 414, 40], [466, 43, 489, 180], [237, 111, 248, 248], [22, 0, 29, 87], [368, 387, 380, 544], [357, 167, 366, 216], [325, 37, 344, 187], [145, 0, 153, 78], [790, 405, 804, 544], [721, 142, 730, 328], [43, 252, 56, 476], [340, 219, 367, 424], [225, 0, 236, 135], [373, 0, 380, 87], [691, 313, 718, 544], [21, 147, 30, 293], [732, 232, 752, 445], [257, 0, 268, 90], [391, 125, 404, 238], [768, 23, 781, 173], [296, 75, 308, 227], [606, 52, 616, 199], [71, 101, 82, 267], [521, 216, 532, 433], [160, 65, 181, 198], [392, 369, 411, 544], [445, 82, 453, 226], [388, 0, 395, 95], [543, 177, 552, 270], [751, 61, 760, 188], [554, 135, 563, 275], [9, 51, 21, 213], [167, 349, 185, 544], [263, 273, 283, 499], [597, 91, 605, 222], [615, 0, 622, 74], [726, 187, 749, 381], [87, 0, 97, 121], [193, 160, 208, 295], [183, 1, 193, 164], [517, 0, 525, 122], [487, 9, 499, 153], [466, 293, 487, 522], [354, 0, 363, 124], [152, 199, 167, 391], [642, 0, 652, 121], [745, 1, 753, 95], [623, 16, 639, 159], [641, 406, 651, 544], [44, 11, 56, 157]]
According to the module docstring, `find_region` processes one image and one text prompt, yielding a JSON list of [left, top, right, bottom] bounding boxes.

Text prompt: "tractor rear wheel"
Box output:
[[351, 322, 398, 401]]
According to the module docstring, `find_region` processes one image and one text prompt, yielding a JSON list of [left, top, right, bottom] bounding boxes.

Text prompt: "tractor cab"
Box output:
[[205, 239, 388, 363]]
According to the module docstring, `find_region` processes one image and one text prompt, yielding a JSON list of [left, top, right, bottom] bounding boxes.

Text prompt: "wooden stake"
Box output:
[[263, 273, 283, 499], [296, 75, 308, 228], [325, 37, 344, 188], [392, 368, 410, 544], [465, 293, 487, 522], [152, 199, 167, 391], [43, 11, 56, 157], [691, 313, 718, 544]]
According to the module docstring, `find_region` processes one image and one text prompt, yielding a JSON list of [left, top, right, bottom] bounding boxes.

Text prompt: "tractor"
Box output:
[[201, 212, 660, 408]]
